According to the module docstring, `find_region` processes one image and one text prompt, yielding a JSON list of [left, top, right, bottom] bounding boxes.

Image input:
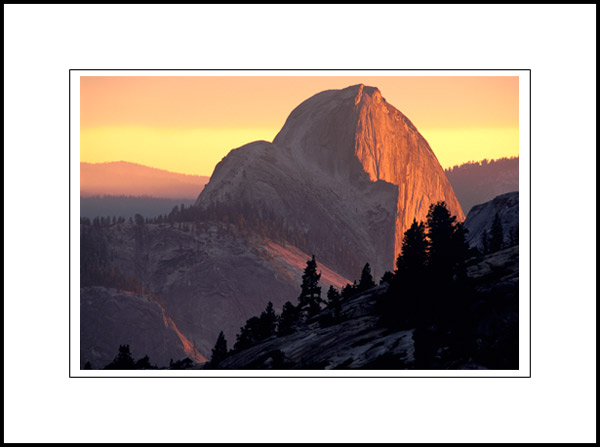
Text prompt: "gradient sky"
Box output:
[[80, 76, 519, 176]]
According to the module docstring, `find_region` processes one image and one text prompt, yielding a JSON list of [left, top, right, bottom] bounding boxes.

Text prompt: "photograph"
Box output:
[[74, 71, 528, 375], [5, 4, 595, 443]]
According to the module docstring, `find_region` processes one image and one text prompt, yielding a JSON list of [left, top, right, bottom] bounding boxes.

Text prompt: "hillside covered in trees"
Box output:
[[204, 201, 519, 370], [445, 157, 518, 214]]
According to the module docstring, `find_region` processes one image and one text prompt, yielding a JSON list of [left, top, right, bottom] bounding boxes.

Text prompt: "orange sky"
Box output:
[[80, 76, 519, 176]]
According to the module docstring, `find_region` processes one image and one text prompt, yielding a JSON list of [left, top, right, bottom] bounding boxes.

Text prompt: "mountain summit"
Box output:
[[274, 84, 465, 255], [196, 84, 463, 278]]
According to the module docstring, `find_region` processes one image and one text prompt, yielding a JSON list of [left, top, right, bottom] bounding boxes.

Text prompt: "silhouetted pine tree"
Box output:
[[341, 283, 355, 300], [450, 222, 470, 281], [379, 271, 394, 285], [134, 355, 155, 369], [426, 202, 458, 283], [170, 357, 193, 369], [83, 361, 92, 370], [481, 229, 489, 254], [104, 344, 136, 370], [209, 331, 228, 368], [396, 219, 428, 279], [382, 219, 428, 329], [326, 285, 342, 318], [489, 212, 504, 252], [277, 301, 299, 336], [412, 202, 472, 368], [234, 316, 261, 351], [357, 263, 375, 292], [298, 255, 322, 318], [257, 301, 277, 340], [326, 285, 341, 307]]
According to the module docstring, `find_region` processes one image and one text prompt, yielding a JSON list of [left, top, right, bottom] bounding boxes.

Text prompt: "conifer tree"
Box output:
[[104, 344, 136, 370], [425, 202, 465, 283], [481, 229, 489, 254], [379, 271, 394, 285], [396, 219, 428, 278], [451, 222, 470, 277], [277, 301, 299, 336], [341, 283, 355, 300], [358, 263, 376, 292], [258, 301, 277, 340], [298, 255, 322, 317], [210, 331, 228, 367], [135, 355, 155, 369], [489, 212, 504, 252], [383, 219, 429, 329], [233, 316, 261, 351], [326, 285, 341, 307]]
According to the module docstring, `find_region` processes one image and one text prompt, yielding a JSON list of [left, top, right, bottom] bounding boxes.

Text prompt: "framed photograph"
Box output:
[[70, 69, 530, 377]]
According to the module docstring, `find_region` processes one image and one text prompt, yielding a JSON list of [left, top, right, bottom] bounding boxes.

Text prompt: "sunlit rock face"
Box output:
[[197, 84, 463, 278]]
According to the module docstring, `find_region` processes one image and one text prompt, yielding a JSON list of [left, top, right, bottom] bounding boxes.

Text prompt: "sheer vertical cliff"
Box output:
[[197, 84, 463, 277]]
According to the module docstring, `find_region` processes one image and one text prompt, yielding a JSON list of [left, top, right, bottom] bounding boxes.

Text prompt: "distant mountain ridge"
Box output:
[[445, 157, 518, 215], [80, 195, 197, 220], [80, 161, 209, 199]]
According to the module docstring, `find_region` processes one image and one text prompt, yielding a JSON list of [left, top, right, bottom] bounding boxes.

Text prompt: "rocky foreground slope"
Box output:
[[464, 191, 519, 250], [213, 245, 519, 370]]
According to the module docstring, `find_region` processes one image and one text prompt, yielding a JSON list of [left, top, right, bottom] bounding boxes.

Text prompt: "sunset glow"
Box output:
[[80, 76, 519, 176]]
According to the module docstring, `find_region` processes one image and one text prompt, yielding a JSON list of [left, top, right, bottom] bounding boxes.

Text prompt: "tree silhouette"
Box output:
[[379, 271, 394, 285], [326, 285, 341, 307], [396, 219, 428, 279], [134, 355, 155, 369], [489, 212, 504, 252], [104, 344, 136, 370], [257, 301, 277, 340], [481, 229, 489, 254], [341, 282, 356, 300], [209, 331, 228, 368], [170, 357, 193, 369], [451, 222, 470, 280], [357, 263, 375, 292], [426, 202, 457, 281], [383, 219, 428, 329], [298, 255, 322, 318], [277, 301, 299, 336], [234, 316, 261, 351], [326, 285, 342, 320]]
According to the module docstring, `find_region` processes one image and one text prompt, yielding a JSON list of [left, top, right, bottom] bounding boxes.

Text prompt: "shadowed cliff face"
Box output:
[[197, 84, 463, 276]]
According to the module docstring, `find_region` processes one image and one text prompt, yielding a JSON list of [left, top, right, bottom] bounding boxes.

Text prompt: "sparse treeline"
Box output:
[[81, 200, 365, 276], [445, 156, 518, 174], [444, 156, 519, 214], [82, 344, 196, 370], [480, 212, 518, 254], [80, 221, 146, 293], [206, 256, 381, 369], [207, 201, 518, 370]]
